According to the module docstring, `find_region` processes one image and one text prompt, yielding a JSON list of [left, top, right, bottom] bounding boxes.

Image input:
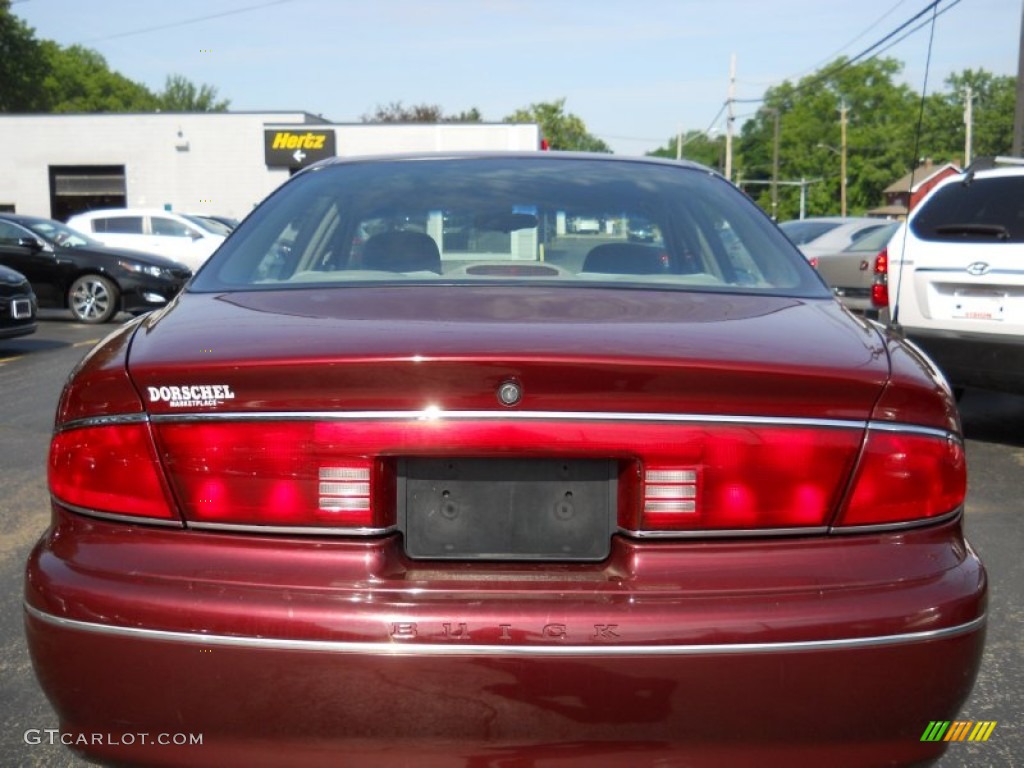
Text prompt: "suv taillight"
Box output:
[[871, 248, 889, 307]]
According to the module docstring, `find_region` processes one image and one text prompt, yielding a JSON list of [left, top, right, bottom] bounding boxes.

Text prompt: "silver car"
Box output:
[[812, 221, 900, 320]]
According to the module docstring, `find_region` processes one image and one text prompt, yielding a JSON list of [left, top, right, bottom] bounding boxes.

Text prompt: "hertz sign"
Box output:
[[264, 129, 336, 168]]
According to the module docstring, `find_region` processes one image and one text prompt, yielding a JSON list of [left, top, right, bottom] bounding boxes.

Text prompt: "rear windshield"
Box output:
[[844, 222, 900, 253], [912, 175, 1024, 243], [191, 156, 827, 298], [778, 220, 843, 245]]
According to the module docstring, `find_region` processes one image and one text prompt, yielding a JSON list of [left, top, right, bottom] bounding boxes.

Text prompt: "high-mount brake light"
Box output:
[[155, 423, 389, 530], [837, 430, 966, 527], [49, 423, 177, 521]]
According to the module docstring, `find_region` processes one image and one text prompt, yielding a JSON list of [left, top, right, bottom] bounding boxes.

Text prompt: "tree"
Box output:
[[504, 98, 611, 152], [736, 57, 919, 220], [362, 101, 482, 123], [159, 74, 229, 112], [919, 69, 1016, 163], [40, 42, 159, 112], [0, 1, 50, 111], [648, 130, 725, 170]]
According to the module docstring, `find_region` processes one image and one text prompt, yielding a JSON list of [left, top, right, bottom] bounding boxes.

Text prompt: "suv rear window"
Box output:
[[911, 175, 1024, 243]]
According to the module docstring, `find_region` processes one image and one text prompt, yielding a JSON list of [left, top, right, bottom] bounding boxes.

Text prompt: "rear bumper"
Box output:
[[904, 326, 1024, 393], [25, 505, 987, 767]]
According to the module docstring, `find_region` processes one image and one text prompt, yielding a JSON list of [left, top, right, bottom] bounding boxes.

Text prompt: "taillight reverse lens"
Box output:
[[837, 430, 966, 527], [155, 422, 391, 530], [49, 423, 177, 521], [630, 427, 862, 532]]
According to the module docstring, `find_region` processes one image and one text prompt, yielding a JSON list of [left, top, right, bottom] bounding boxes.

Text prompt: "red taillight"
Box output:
[[49, 424, 177, 521], [837, 430, 966, 527], [809, 257, 819, 269], [871, 248, 889, 307], [631, 427, 861, 532], [155, 423, 392, 530]]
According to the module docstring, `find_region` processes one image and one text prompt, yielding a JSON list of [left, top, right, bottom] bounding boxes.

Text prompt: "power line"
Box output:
[[76, 0, 295, 44], [733, 0, 963, 105]]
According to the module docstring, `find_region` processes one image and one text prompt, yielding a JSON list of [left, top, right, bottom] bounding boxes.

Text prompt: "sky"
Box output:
[[11, 0, 1022, 156]]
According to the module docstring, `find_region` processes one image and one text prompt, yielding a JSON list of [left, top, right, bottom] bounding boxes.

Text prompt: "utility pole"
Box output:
[[840, 101, 848, 217], [725, 54, 736, 181], [964, 85, 974, 167], [1014, 1, 1024, 156], [676, 125, 682, 161], [772, 110, 780, 221]]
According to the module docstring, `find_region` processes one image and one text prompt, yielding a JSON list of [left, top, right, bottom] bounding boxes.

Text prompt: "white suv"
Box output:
[[67, 209, 226, 272], [887, 163, 1024, 394]]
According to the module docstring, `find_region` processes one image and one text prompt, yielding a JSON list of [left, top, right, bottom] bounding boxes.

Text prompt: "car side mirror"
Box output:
[[17, 236, 47, 252]]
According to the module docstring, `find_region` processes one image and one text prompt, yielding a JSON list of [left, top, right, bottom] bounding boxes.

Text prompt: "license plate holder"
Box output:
[[400, 458, 617, 561]]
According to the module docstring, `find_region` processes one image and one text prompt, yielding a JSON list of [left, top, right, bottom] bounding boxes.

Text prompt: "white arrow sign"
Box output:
[[293, 149, 306, 164]]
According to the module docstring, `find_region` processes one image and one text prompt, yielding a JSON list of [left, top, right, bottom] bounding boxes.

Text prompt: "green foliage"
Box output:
[[159, 74, 229, 112], [920, 70, 1016, 161], [0, 2, 49, 111], [720, 57, 1017, 221], [0, 5, 228, 114], [40, 43, 159, 112], [505, 98, 611, 152], [648, 130, 725, 171], [736, 57, 921, 220], [362, 102, 482, 123]]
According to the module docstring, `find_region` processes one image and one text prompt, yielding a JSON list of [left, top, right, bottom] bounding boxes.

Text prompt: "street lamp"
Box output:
[[817, 142, 847, 217], [761, 108, 781, 220]]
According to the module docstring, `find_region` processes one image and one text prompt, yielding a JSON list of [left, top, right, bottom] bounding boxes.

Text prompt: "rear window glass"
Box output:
[[778, 220, 842, 245], [845, 222, 900, 252], [94, 216, 143, 234], [151, 217, 197, 238], [192, 157, 827, 298], [912, 175, 1024, 243]]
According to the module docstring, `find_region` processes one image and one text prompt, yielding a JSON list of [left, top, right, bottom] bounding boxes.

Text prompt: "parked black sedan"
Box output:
[[0, 263, 36, 339], [0, 214, 191, 323]]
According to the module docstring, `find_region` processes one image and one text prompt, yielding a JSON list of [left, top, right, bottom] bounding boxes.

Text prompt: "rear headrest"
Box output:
[[362, 231, 441, 273], [581, 243, 666, 274]]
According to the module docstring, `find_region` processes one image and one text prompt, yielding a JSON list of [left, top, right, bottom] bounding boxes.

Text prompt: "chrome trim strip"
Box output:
[[620, 525, 830, 539], [186, 522, 396, 536], [829, 507, 963, 535], [63, 409, 963, 442], [52, 497, 184, 528], [58, 412, 149, 432], [866, 421, 961, 442], [24, 603, 985, 657], [149, 410, 866, 429]]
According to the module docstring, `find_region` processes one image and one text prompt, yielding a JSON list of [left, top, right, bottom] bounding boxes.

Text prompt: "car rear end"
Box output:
[[888, 167, 1024, 393], [26, 155, 986, 767], [814, 221, 898, 320]]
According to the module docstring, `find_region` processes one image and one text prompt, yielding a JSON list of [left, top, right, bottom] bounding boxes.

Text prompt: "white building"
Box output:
[[0, 113, 540, 222]]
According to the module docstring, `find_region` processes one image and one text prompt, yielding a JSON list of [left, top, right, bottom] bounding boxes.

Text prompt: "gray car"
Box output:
[[779, 216, 892, 260], [812, 221, 900, 320]]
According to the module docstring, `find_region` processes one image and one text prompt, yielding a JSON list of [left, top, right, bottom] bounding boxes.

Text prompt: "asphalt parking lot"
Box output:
[[1, 311, 1021, 767]]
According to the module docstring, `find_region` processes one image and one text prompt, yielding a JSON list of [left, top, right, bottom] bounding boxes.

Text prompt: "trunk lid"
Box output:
[[127, 286, 889, 420]]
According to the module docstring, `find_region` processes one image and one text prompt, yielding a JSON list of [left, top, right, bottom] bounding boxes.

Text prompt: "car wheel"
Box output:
[[69, 275, 119, 324]]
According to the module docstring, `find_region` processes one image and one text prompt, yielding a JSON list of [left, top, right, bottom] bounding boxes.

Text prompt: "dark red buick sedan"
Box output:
[[26, 154, 985, 767]]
